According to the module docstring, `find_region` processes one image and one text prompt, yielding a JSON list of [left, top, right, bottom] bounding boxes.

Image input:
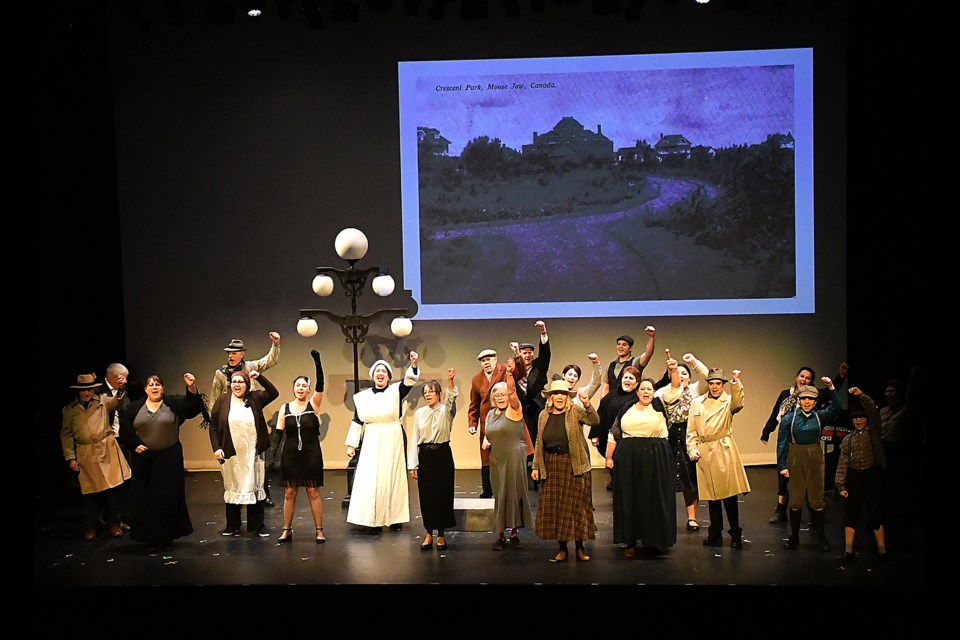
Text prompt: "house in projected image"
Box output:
[[617, 139, 656, 164], [768, 132, 795, 149], [521, 116, 614, 163], [417, 126, 451, 155], [654, 133, 693, 159]]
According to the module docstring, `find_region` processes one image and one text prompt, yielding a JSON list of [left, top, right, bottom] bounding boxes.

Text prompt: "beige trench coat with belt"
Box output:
[[61, 394, 132, 494], [686, 381, 750, 501]]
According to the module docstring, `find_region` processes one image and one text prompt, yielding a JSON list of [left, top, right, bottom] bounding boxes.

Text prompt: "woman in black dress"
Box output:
[[119, 372, 204, 551], [606, 361, 681, 557], [654, 351, 710, 532], [272, 350, 326, 544], [590, 365, 642, 492]]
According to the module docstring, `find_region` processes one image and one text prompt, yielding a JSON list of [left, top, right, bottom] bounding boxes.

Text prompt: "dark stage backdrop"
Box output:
[[97, 2, 855, 470]]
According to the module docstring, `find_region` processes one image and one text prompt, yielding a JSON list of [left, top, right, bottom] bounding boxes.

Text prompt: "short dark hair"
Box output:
[[797, 366, 815, 379], [562, 364, 582, 378]]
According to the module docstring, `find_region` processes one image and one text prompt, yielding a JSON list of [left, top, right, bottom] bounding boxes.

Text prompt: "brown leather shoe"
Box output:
[[110, 524, 124, 538], [553, 550, 568, 562], [576, 548, 591, 562], [84, 529, 97, 541], [119, 522, 131, 532], [623, 546, 636, 558]]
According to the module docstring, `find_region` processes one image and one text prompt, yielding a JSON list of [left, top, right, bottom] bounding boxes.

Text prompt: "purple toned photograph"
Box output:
[[399, 50, 813, 319]]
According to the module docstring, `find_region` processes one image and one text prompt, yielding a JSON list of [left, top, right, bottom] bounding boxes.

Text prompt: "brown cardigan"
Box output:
[[532, 403, 599, 479], [208, 374, 279, 460]]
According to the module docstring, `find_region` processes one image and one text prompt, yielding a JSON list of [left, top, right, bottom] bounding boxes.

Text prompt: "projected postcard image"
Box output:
[[399, 51, 812, 318]]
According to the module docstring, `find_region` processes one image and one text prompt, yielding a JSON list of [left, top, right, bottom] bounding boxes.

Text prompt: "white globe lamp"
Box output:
[[335, 228, 368, 261]]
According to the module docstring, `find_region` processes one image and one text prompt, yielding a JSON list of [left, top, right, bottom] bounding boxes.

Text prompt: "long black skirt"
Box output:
[[128, 441, 193, 545], [416, 443, 457, 531], [612, 437, 677, 549]]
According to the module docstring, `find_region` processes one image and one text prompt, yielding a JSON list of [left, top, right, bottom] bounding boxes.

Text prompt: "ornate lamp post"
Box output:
[[296, 228, 413, 507]]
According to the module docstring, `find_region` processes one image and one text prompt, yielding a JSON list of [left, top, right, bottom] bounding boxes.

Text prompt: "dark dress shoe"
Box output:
[[255, 525, 270, 538], [221, 527, 240, 537], [509, 534, 520, 546], [277, 528, 293, 544], [420, 538, 433, 550], [703, 534, 723, 547], [730, 536, 743, 550], [838, 552, 855, 567], [492, 538, 506, 551], [390, 523, 403, 532], [783, 536, 800, 550]]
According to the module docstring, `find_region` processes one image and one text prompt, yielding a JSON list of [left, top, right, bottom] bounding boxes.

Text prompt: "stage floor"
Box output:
[[34, 465, 924, 591]]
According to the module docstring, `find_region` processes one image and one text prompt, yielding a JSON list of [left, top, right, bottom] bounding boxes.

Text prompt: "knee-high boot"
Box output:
[[724, 495, 742, 549], [784, 508, 802, 549]]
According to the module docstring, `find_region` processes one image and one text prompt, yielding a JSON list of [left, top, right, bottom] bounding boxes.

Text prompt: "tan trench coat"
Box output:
[[61, 394, 131, 494], [686, 381, 750, 500]]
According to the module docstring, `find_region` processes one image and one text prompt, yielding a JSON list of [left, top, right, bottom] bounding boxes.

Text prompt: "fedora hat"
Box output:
[[223, 338, 247, 352], [70, 373, 102, 390], [541, 379, 576, 397], [705, 368, 729, 383]]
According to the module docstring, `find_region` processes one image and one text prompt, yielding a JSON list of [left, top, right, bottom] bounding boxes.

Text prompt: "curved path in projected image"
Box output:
[[422, 176, 768, 303]]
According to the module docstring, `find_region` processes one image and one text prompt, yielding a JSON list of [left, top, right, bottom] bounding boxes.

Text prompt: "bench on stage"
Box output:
[[452, 497, 495, 531]]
